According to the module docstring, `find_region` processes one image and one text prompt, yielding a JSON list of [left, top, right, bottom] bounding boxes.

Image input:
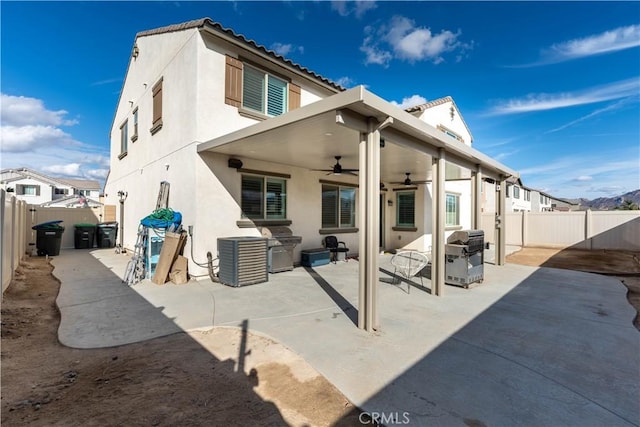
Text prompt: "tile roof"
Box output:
[[404, 96, 474, 143], [404, 96, 454, 113], [135, 17, 345, 92], [0, 168, 100, 190]]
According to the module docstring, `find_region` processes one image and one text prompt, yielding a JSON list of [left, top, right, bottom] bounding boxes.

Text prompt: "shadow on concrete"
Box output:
[[379, 267, 432, 295], [304, 266, 358, 326], [29, 252, 292, 426], [332, 266, 640, 426]]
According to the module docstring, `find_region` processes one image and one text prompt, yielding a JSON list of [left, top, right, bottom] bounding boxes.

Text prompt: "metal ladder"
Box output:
[[123, 225, 149, 286]]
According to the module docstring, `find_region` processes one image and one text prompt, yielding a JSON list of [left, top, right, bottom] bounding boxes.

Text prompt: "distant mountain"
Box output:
[[574, 189, 640, 210]]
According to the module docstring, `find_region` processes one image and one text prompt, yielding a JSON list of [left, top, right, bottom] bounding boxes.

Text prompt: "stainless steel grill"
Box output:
[[445, 230, 484, 287], [259, 226, 302, 273]]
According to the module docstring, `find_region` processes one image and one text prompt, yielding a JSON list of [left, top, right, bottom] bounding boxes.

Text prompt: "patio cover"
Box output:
[[198, 86, 518, 331]]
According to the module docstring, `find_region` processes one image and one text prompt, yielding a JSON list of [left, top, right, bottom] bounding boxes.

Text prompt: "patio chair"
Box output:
[[390, 250, 429, 293], [324, 235, 349, 263]]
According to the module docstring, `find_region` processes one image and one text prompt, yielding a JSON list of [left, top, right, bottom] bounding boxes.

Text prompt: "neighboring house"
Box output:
[[506, 178, 532, 212], [104, 17, 517, 307], [0, 168, 101, 206], [482, 176, 578, 213]]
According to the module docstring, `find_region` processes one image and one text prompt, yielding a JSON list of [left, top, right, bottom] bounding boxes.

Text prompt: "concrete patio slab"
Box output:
[[52, 249, 639, 426]]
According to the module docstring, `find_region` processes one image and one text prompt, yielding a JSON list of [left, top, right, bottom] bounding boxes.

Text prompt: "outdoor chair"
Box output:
[[324, 235, 349, 263], [390, 250, 429, 293]]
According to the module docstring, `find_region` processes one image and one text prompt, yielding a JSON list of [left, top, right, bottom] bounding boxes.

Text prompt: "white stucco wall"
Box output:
[[417, 101, 472, 146], [383, 177, 473, 254], [105, 27, 341, 275]]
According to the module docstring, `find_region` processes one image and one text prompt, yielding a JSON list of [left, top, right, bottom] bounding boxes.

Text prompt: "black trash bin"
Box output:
[[74, 224, 96, 249], [32, 221, 65, 256], [96, 222, 118, 248]]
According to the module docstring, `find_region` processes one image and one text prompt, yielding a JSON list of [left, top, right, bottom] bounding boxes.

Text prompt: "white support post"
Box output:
[[496, 175, 507, 265], [472, 165, 482, 230], [431, 149, 446, 296], [357, 118, 382, 331]]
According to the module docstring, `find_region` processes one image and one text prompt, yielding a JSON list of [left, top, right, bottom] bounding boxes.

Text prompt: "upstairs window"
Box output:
[[131, 108, 139, 142], [513, 186, 520, 199], [119, 120, 128, 158], [396, 191, 415, 228], [243, 64, 287, 117], [151, 78, 163, 134], [225, 56, 300, 116], [241, 175, 287, 220], [322, 184, 356, 229], [525, 190, 530, 201]]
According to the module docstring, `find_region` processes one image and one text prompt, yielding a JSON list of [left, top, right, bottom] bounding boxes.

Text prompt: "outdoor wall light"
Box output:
[[228, 158, 243, 169], [387, 199, 393, 207], [117, 191, 128, 203]]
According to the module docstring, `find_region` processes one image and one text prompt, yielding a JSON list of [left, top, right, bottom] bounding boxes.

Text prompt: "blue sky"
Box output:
[[1, 1, 639, 200]]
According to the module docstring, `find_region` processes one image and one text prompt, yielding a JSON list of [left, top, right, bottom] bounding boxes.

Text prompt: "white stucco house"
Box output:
[[481, 177, 578, 213], [104, 18, 518, 330], [0, 168, 101, 206]]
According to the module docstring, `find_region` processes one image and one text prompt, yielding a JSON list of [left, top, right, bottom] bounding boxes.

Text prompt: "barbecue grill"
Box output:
[[259, 226, 302, 273], [445, 230, 484, 287]]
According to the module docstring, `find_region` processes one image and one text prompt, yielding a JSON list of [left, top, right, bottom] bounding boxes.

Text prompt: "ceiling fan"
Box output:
[[313, 156, 359, 176], [390, 172, 430, 186]]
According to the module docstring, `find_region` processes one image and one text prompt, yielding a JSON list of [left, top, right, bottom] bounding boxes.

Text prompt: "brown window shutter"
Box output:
[[151, 78, 163, 133], [36, 185, 40, 196], [288, 83, 301, 111], [225, 56, 243, 107], [16, 184, 24, 195]]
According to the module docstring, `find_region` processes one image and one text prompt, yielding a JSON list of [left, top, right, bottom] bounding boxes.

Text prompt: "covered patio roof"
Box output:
[[198, 86, 518, 331], [198, 86, 517, 183]]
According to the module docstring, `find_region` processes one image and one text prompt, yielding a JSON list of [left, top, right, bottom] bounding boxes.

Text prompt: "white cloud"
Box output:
[[544, 25, 640, 64], [334, 76, 355, 88], [0, 93, 110, 185], [85, 169, 109, 179], [1, 125, 78, 152], [332, 0, 377, 18], [390, 94, 427, 109], [90, 77, 121, 86], [270, 42, 292, 56], [1, 93, 78, 127], [42, 163, 82, 176], [487, 79, 640, 115], [361, 16, 471, 66], [360, 34, 393, 67], [518, 152, 639, 198], [545, 96, 638, 133]]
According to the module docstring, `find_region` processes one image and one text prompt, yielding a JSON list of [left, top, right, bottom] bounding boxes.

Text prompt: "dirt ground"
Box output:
[[506, 247, 640, 330], [1, 257, 366, 426]]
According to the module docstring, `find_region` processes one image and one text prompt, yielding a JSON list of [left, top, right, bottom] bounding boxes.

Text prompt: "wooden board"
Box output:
[[170, 255, 189, 285], [152, 231, 187, 285]]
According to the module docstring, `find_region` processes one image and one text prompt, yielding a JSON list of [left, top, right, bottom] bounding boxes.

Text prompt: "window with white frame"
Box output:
[[16, 184, 40, 196], [446, 193, 460, 227], [241, 175, 286, 220], [322, 184, 356, 228], [396, 191, 415, 228], [525, 189, 530, 201], [131, 108, 138, 141], [243, 64, 288, 117], [120, 120, 128, 156], [513, 186, 520, 199]]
